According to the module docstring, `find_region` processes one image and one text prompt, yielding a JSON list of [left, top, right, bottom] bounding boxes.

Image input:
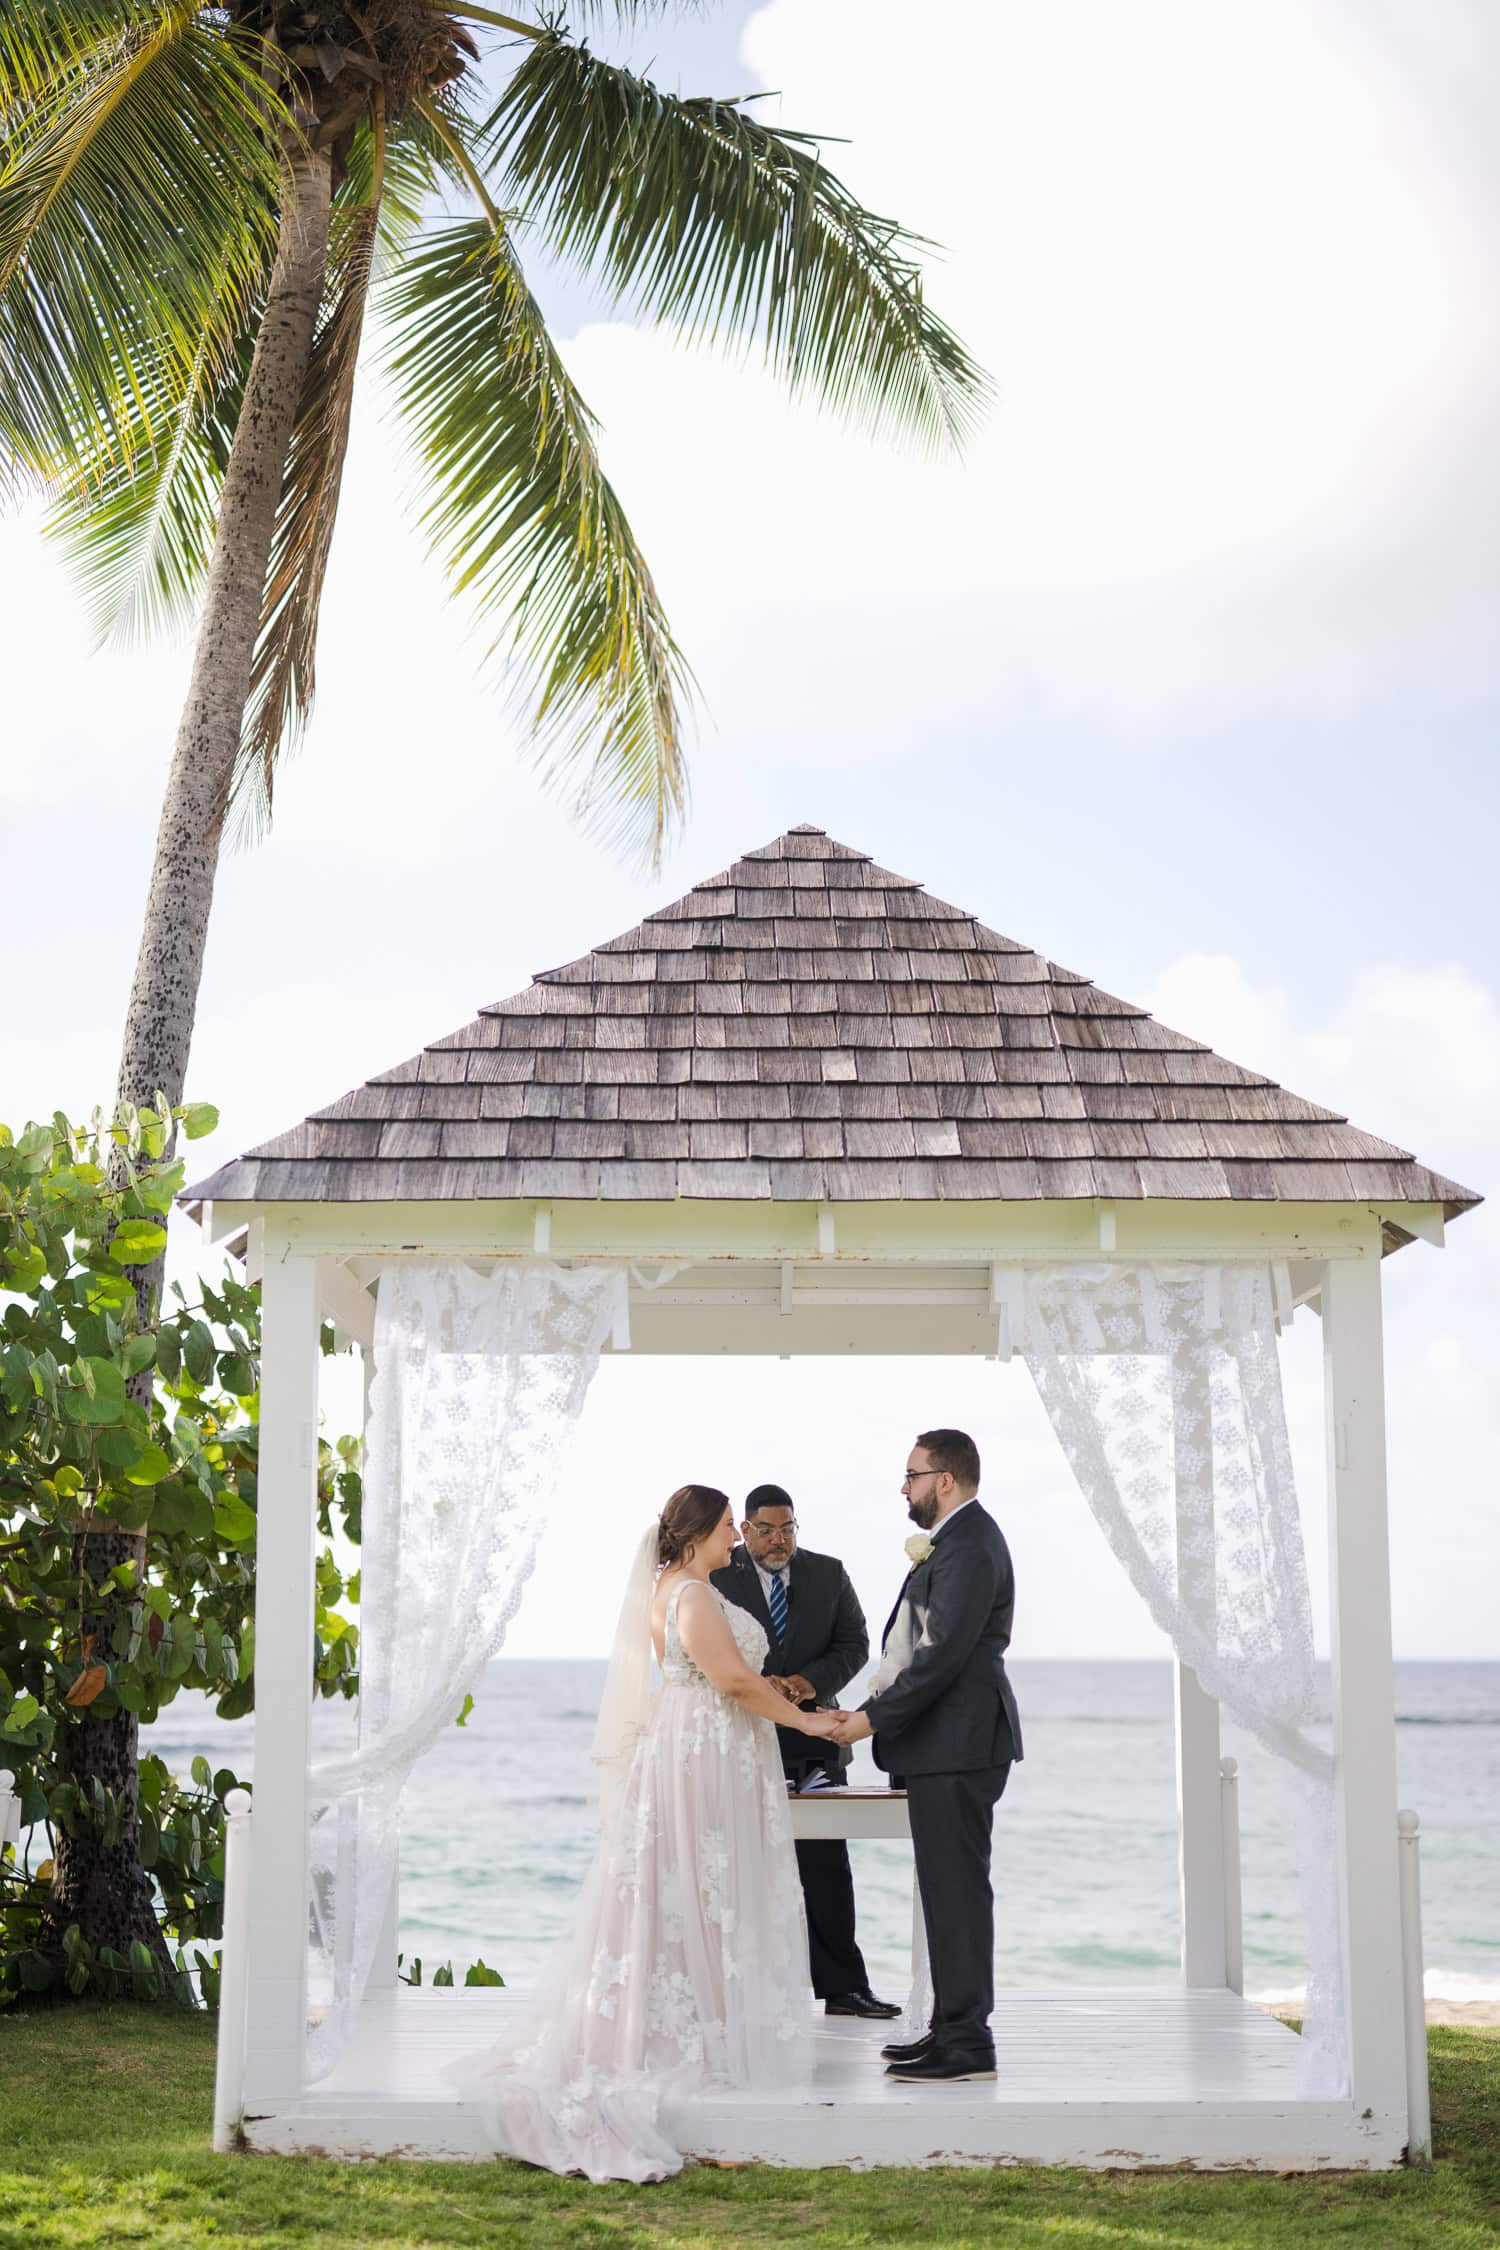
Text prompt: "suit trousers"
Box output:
[[905, 1763, 1011, 2051], [794, 1838, 869, 1999]]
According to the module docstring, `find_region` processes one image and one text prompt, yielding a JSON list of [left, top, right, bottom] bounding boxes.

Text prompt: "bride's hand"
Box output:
[[797, 1709, 842, 1739]]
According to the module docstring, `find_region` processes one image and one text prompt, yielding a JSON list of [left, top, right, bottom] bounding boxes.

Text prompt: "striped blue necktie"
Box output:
[[767, 1568, 788, 1645]]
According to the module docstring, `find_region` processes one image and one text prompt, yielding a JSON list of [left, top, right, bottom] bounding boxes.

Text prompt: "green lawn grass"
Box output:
[[1, 2005, 1496, 2250]]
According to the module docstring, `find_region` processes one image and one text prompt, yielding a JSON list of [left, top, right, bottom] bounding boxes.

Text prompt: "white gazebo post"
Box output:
[[241, 1239, 322, 2106], [359, 1330, 401, 1993], [1174, 1341, 1228, 1988], [1321, 1242, 1408, 2132]]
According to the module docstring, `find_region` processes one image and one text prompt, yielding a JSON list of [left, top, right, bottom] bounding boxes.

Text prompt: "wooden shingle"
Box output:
[[188, 823, 1481, 1217]]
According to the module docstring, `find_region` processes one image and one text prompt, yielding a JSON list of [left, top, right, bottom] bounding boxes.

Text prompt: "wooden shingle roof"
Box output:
[[188, 826, 1479, 1213]]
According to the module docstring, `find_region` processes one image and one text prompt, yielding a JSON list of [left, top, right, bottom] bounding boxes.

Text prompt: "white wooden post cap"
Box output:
[[1397, 1808, 1420, 1838], [224, 1788, 253, 1818], [1219, 1756, 1238, 1779]]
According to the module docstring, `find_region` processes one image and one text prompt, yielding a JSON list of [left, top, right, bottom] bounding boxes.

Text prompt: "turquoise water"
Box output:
[[145, 1661, 1499, 2003]]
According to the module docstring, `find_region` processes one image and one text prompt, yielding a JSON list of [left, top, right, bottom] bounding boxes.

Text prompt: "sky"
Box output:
[[2, 1, 1495, 1664]]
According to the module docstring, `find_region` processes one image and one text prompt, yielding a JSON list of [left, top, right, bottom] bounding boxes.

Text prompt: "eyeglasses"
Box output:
[[743, 1518, 797, 1534], [900, 1469, 946, 1487]]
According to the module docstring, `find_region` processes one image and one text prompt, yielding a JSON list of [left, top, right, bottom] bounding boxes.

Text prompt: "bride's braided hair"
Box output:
[[658, 1484, 731, 1568]]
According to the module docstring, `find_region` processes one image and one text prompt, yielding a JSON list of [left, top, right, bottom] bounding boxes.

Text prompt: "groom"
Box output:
[[831, 1428, 1022, 2083]]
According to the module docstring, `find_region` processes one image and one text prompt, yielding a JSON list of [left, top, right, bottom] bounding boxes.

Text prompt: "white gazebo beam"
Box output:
[[242, 1242, 322, 2105], [207, 1198, 1418, 1269], [1321, 1247, 1408, 2129], [316, 1256, 376, 1353]]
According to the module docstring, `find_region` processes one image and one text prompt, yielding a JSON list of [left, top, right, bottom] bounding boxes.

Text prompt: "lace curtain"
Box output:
[[305, 1260, 627, 2083], [1021, 1262, 1344, 2094]]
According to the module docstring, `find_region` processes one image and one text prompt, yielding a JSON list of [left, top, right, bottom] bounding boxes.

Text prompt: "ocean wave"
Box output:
[[1396, 1714, 1500, 1727], [1251, 1970, 1500, 2006]]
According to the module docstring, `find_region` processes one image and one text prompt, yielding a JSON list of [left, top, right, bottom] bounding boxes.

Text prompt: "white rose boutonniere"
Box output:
[[904, 1531, 934, 1566]]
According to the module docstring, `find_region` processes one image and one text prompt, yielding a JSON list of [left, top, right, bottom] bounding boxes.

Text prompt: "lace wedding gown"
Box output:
[[467, 1580, 813, 2180]]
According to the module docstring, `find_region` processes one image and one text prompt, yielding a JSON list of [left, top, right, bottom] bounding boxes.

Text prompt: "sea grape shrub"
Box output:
[[0, 1105, 361, 2004]]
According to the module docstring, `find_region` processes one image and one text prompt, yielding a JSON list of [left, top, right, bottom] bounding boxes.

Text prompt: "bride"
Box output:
[[468, 1483, 841, 2181]]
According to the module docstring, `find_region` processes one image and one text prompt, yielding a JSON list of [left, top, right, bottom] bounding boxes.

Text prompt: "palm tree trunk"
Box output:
[[115, 130, 332, 1117], [43, 135, 334, 1986]]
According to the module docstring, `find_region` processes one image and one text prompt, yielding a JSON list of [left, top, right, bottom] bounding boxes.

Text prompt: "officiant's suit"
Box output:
[[863, 1501, 1023, 2059], [712, 1542, 874, 2002]]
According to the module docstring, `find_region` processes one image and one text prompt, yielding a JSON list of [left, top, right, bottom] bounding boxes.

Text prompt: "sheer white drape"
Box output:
[[1021, 1262, 1345, 2095], [305, 1260, 627, 2083]]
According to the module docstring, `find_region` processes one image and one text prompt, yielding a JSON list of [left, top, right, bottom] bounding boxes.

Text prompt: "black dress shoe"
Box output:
[[824, 1989, 903, 2019], [881, 2028, 936, 2062], [885, 2046, 997, 2083]]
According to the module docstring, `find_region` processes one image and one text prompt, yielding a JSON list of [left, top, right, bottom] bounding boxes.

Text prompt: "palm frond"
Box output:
[[235, 110, 390, 830], [0, 1, 280, 501], [484, 32, 988, 454], [43, 258, 261, 643], [384, 199, 689, 860]]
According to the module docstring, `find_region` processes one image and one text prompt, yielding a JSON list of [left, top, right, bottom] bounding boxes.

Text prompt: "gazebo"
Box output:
[[188, 825, 1477, 2169]]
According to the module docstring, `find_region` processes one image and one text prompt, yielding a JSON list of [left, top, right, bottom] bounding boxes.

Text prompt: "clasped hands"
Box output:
[[767, 1675, 873, 1745]]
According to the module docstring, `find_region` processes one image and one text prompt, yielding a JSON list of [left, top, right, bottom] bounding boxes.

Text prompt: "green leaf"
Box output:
[[62, 1356, 125, 1424], [191, 1753, 210, 1788], [152, 1483, 213, 1540], [155, 1325, 182, 1383], [211, 1493, 256, 1545], [216, 1353, 255, 1398], [120, 1333, 157, 1377], [109, 1219, 166, 1265], [432, 1961, 454, 1987], [18, 1951, 54, 1992], [179, 1102, 219, 1140], [122, 1442, 173, 1486], [463, 1958, 504, 1987], [160, 1610, 198, 1680], [97, 1426, 146, 1467], [2, 1243, 46, 1292], [215, 1678, 253, 1721], [183, 1320, 215, 1384], [454, 1693, 475, 1728]]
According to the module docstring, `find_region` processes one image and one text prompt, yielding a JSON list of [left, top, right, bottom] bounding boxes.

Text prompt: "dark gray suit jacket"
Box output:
[[712, 1544, 869, 1781], [863, 1501, 1023, 1777]]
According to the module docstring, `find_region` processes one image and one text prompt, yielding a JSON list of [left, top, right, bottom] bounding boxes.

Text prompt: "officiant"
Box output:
[[713, 1484, 900, 2021]]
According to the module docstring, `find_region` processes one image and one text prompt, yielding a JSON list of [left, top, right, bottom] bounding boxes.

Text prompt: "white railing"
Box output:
[[213, 1789, 255, 2153], [1219, 1756, 1243, 1996], [1397, 1808, 1432, 2166]]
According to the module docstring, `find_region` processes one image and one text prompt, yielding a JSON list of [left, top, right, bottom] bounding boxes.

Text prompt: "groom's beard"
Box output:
[[907, 1494, 940, 1531]]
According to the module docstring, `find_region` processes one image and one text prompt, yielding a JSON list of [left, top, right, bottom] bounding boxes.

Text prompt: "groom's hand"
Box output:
[[830, 1710, 872, 1745]]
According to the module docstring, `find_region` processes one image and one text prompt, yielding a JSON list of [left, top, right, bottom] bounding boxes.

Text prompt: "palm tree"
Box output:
[[0, 1, 985, 1976], [3, 0, 986, 1118]]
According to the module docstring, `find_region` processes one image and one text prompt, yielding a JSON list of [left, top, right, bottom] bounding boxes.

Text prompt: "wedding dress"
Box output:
[[464, 1565, 813, 2181]]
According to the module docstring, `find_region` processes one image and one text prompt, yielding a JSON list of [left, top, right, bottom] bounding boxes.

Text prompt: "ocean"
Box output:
[[145, 1661, 1499, 2006]]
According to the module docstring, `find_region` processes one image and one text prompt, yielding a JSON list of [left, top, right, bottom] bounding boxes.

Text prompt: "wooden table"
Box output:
[[786, 1786, 927, 1991]]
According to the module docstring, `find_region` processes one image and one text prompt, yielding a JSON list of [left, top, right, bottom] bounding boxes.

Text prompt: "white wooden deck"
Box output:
[[243, 1987, 1406, 2169]]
